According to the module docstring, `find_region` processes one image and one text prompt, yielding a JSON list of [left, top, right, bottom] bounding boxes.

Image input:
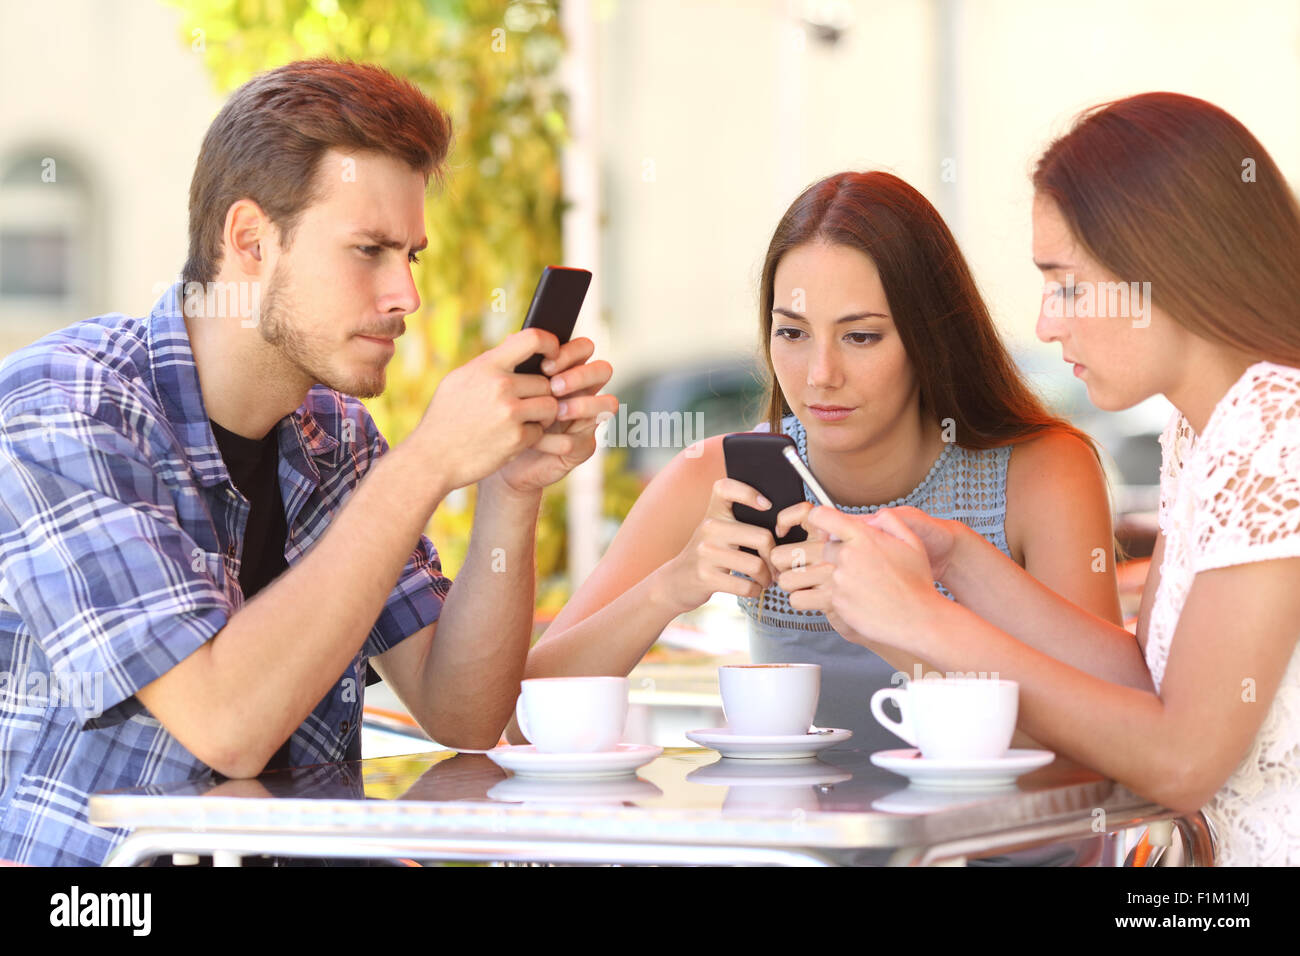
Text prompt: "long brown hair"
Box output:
[[1033, 92, 1300, 365], [183, 58, 452, 287], [758, 171, 1095, 454]]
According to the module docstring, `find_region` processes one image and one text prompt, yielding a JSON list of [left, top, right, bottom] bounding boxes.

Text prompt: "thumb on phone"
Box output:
[[492, 327, 560, 372]]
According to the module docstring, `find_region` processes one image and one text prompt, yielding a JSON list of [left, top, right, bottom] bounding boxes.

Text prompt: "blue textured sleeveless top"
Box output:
[[737, 414, 1014, 750]]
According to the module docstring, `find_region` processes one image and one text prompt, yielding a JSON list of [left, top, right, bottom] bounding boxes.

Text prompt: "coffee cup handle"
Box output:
[[514, 695, 533, 745], [869, 688, 917, 748]]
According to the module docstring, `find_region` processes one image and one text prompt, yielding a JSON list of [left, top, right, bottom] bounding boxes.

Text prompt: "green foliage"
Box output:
[[170, 0, 623, 590], [535, 445, 644, 617]]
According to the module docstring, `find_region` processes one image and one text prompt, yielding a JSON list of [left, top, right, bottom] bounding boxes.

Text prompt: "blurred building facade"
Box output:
[[589, 0, 1300, 389], [0, 0, 222, 355], [2, 0, 1297, 459]]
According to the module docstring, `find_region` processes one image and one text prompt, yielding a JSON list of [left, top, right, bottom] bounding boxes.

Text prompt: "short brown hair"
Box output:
[[182, 57, 452, 286]]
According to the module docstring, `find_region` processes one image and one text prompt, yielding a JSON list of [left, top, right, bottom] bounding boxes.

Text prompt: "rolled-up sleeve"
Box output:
[[363, 533, 453, 657], [0, 401, 232, 729]]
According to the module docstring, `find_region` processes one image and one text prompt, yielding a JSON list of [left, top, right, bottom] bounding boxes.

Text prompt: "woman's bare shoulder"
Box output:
[[660, 433, 727, 486], [1008, 428, 1101, 474], [1005, 429, 1110, 562]]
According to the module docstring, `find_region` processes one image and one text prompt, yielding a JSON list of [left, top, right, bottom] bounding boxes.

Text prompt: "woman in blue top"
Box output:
[[514, 171, 1123, 751]]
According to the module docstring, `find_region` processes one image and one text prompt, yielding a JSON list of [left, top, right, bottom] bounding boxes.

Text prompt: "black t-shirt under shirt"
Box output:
[[209, 419, 295, 770], [209, 420, 289, 601], [209, 419, 376, 772]]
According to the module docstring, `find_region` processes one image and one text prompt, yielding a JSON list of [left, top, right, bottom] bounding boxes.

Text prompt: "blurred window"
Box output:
[[0, 151, 88, 312]]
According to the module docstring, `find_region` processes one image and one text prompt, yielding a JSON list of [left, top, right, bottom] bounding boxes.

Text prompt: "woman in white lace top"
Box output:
[[780, 92, 1300, 865]]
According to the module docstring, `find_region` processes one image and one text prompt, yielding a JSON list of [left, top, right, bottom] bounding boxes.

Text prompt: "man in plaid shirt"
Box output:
[[0, 59, 614, 865]]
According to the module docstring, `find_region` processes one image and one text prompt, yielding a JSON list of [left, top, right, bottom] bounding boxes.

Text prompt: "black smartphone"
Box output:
[[513, 266, 593, 375], [722, 432, 809, 551]]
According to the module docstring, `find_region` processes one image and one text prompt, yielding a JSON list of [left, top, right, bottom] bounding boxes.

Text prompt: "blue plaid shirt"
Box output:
[[0, 283, 452, 865]]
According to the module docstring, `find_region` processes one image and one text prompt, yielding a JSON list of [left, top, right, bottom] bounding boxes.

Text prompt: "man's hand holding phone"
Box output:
[[411, 265, 615, 497], [494, 265, 614, 495], [413, 327, 567, 493], [495, 334, 616, 495]]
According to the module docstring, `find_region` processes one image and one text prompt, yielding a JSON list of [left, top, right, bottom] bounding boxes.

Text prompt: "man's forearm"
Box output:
[[418, 472, 542, 746], [147, 434, 448, 777], [941, 526, 1153, 690]]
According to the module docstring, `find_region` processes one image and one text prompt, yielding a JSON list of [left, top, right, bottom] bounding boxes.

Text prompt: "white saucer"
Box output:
[[485, 743, 663, 779], [869, 748, 1055, 789], [685, 727, 852, 759]]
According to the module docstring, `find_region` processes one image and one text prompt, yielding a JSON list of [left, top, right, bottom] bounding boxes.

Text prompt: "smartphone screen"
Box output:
[[513, 266, 592, 375]]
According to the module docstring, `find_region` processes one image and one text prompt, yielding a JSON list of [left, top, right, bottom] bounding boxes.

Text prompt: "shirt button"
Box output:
[[226, 545, 236, 558], [340, 720, 350, 734]]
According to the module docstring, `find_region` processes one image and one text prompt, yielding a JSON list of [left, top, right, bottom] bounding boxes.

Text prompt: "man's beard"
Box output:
[[256, 264, 388, 399]]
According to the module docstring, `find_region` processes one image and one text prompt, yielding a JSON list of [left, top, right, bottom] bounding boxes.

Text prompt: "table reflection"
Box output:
[[121, 746, 1116, 823], [92, 746, 1174, 867]]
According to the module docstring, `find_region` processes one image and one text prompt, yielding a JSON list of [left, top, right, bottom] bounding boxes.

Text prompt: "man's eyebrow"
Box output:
[[772, 307, 890, 323], [353, 229, 428, 253]]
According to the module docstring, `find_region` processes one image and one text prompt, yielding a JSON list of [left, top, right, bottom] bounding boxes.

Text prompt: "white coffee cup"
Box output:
[[515, 676, 629, 753], [869, 678, 1018, 760], [718, 663, 820, 736]]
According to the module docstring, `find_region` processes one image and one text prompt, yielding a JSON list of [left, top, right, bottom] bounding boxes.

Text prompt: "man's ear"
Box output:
[[223, 198, 273, 275]]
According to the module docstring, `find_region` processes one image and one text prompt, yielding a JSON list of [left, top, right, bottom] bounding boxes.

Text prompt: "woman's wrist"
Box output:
[[937, 519, 982, 589], [647, 559, 699, 619], [911, 588, 962, 664]]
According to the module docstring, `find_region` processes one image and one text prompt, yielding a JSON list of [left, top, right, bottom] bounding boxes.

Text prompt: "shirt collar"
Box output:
[[145, 281, 340, 490]]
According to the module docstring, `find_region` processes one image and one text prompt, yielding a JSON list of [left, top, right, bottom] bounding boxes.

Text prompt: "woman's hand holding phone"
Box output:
[[865, 506, 966, 581], [776, 503, 966, 584], [770, 501, 829, 572], [660, 477, 780, 613], [772, 500, 848, 628], [797, 506, 943, 652]]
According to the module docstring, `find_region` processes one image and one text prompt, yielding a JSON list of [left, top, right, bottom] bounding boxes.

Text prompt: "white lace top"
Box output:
[[1148, 360, 1300, 865]]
